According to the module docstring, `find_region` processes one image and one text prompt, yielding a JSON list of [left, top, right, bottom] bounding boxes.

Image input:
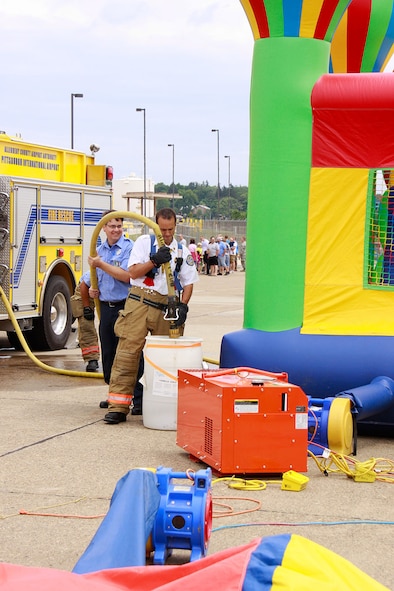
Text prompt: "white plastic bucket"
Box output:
[[142, 335, 203, 430]]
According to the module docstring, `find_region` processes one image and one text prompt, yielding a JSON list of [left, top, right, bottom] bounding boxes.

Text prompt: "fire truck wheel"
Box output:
[[29, 275, 73, 351]]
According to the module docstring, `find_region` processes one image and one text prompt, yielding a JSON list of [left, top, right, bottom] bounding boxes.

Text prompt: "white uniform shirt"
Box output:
[[128, 234, 198, 295]]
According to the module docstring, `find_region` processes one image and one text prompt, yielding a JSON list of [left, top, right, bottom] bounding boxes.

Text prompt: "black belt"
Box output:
[[128, 292, 167, 311], [100, 300, 126, 308]]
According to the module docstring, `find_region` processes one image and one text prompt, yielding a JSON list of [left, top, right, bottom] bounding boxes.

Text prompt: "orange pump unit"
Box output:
[[176, 368, 309, 474]]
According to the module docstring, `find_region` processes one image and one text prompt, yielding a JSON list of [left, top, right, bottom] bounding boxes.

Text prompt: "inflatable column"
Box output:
[[240, 0, 350, 331]]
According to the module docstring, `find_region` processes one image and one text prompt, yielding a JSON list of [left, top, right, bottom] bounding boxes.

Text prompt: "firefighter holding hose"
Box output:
[[104, 208, 198, 424]]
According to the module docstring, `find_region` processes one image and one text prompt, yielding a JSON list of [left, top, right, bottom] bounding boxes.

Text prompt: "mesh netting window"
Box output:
[[366, 169, 394, 289]]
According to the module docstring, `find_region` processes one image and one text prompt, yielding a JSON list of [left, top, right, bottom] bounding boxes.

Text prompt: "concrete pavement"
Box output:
[[0, 270, 393, 588]]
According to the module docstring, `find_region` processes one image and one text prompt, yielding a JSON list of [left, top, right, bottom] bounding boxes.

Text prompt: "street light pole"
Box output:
[[211, 129, 220, 217], [136, 108, 147, 219], [71, 93, 83, 149], [168, 143, 175, 209], [224, 155, 231, 219]]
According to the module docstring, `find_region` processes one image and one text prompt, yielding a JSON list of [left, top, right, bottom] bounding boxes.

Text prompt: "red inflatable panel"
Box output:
[[311, 73, 394, 168]]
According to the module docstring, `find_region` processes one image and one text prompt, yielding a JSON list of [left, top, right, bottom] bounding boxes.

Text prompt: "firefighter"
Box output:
[[71, 274, 100, 372], [85, 212, 144, 415], [103, 207, 199, 424]]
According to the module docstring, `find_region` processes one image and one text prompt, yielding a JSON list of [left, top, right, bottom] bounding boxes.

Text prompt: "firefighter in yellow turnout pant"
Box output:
[[71, 274, 100, 372], [104, 208, 199, 424]]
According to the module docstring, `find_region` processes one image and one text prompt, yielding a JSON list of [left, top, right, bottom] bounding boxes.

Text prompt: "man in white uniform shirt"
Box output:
[[104, 208, 198, 424]]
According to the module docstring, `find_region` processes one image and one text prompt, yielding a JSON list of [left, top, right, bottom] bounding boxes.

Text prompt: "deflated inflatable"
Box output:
[[0, 534, 389, 591]]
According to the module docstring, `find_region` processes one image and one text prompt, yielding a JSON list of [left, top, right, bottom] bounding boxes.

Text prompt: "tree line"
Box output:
[[154, 181, 248, 220]]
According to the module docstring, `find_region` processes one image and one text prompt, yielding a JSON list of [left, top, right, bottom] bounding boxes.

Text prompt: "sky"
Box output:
[[1, 0, 253, 187]]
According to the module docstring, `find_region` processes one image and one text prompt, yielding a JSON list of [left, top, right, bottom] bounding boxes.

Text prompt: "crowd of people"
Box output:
[[192, 234, 246, 276]]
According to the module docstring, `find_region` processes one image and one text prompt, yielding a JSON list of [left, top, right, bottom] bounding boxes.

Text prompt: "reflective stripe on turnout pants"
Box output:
[[108, 290, 173, 414], [78, 315, 99, 361]]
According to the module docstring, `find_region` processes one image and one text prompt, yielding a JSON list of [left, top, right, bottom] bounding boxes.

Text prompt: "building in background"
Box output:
[[112, 173, 155, 217], [113, 173, 182, 221]]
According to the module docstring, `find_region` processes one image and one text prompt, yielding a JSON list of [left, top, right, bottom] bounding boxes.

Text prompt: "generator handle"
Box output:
[[205, 367, 288, 381]]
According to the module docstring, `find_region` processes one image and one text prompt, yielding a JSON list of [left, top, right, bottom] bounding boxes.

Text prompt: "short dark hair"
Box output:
[[103, 209, 123, 222], [156, 207, 176, 224]]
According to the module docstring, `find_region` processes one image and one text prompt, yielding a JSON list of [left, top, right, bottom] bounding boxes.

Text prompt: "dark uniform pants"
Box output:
[[99, 300, 126, 384]]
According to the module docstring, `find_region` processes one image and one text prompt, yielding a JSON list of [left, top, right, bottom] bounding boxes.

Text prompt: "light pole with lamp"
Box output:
[[224, 155, 231, 219], [71, 93, 83, 149], [168, 143, 175, 209], [136, 107, 147, 219], [211, 129, 220, 217]]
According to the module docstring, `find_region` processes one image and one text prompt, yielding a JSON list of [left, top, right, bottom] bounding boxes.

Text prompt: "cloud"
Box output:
[[0, 0, 253, 185]]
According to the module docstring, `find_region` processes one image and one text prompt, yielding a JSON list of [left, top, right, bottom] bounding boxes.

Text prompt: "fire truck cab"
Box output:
[[0, 132, 112, 350]]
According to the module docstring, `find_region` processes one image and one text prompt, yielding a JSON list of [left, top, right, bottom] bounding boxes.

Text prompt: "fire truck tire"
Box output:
[[29, 275, 73, 351]]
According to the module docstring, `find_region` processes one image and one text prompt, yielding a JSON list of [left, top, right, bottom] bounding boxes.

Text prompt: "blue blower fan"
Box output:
[[152, 466, 213, 565]]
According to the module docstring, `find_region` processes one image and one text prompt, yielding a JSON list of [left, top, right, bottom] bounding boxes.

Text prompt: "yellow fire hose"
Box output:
[[0, 283, 101, 378], [0, 211, 189, 378], [90, 211, 180, 339]]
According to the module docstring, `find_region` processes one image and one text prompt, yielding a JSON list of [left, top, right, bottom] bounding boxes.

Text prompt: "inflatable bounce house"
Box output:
[[1, 468, 391, 590], [1, 534, 391, 591], [1, 3, 394, 590], [221, 0, 394, 428]]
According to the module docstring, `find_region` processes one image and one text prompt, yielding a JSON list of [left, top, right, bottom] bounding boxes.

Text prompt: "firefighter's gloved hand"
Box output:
[[174, 302, 188, 327], [83, 306, 95, 321], [150, 246, 171, 267]]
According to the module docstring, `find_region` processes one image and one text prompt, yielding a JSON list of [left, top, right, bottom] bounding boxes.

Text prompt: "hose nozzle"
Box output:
[[164, 295, 180, 338]]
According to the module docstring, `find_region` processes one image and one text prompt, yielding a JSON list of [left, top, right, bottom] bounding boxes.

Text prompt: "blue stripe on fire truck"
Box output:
[[12, 208, 105, 287]]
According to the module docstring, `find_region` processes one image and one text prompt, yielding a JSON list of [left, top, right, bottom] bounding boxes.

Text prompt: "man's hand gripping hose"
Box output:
[[164, 300, 188, 329]]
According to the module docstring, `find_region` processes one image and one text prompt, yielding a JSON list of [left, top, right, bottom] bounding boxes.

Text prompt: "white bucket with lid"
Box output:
[[142, 335, 203, 430]]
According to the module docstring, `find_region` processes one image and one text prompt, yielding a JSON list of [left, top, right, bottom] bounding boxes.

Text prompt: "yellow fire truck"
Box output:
[[0, 132, 112, 350]]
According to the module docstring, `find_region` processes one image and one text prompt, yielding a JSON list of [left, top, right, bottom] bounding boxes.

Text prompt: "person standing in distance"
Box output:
[[104, 207, 198, 424], [200, 236, 209, 274], [178, 234, 187, 247]]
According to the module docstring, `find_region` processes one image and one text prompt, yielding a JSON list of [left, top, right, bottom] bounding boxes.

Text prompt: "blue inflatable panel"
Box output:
[[220, 328, 394, 426], [337, 376, 394, 421], [73, 469, 160, 574]]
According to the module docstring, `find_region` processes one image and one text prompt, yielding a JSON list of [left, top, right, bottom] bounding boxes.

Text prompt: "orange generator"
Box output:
[[176, 368, 309, 474]]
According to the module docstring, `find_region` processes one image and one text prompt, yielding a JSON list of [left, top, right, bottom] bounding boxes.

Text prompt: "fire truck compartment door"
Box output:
[[12, 185, 38, 307]]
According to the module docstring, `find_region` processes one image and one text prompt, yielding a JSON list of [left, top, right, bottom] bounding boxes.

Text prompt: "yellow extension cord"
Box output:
[[308, 449, 394, 483]]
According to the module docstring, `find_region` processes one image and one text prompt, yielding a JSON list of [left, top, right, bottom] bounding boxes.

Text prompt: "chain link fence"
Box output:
[[176, 219, 247, 244]]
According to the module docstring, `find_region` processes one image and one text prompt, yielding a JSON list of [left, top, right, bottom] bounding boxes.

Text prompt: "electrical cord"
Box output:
[[0, 496, 108, 521], [308, 448, 394, 483], [213, 497, 261, 518], [7, 454, 394, 523], [213, 476, 266, 491], [210, 475, 283, 518], [212, 519, 394, 533]]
